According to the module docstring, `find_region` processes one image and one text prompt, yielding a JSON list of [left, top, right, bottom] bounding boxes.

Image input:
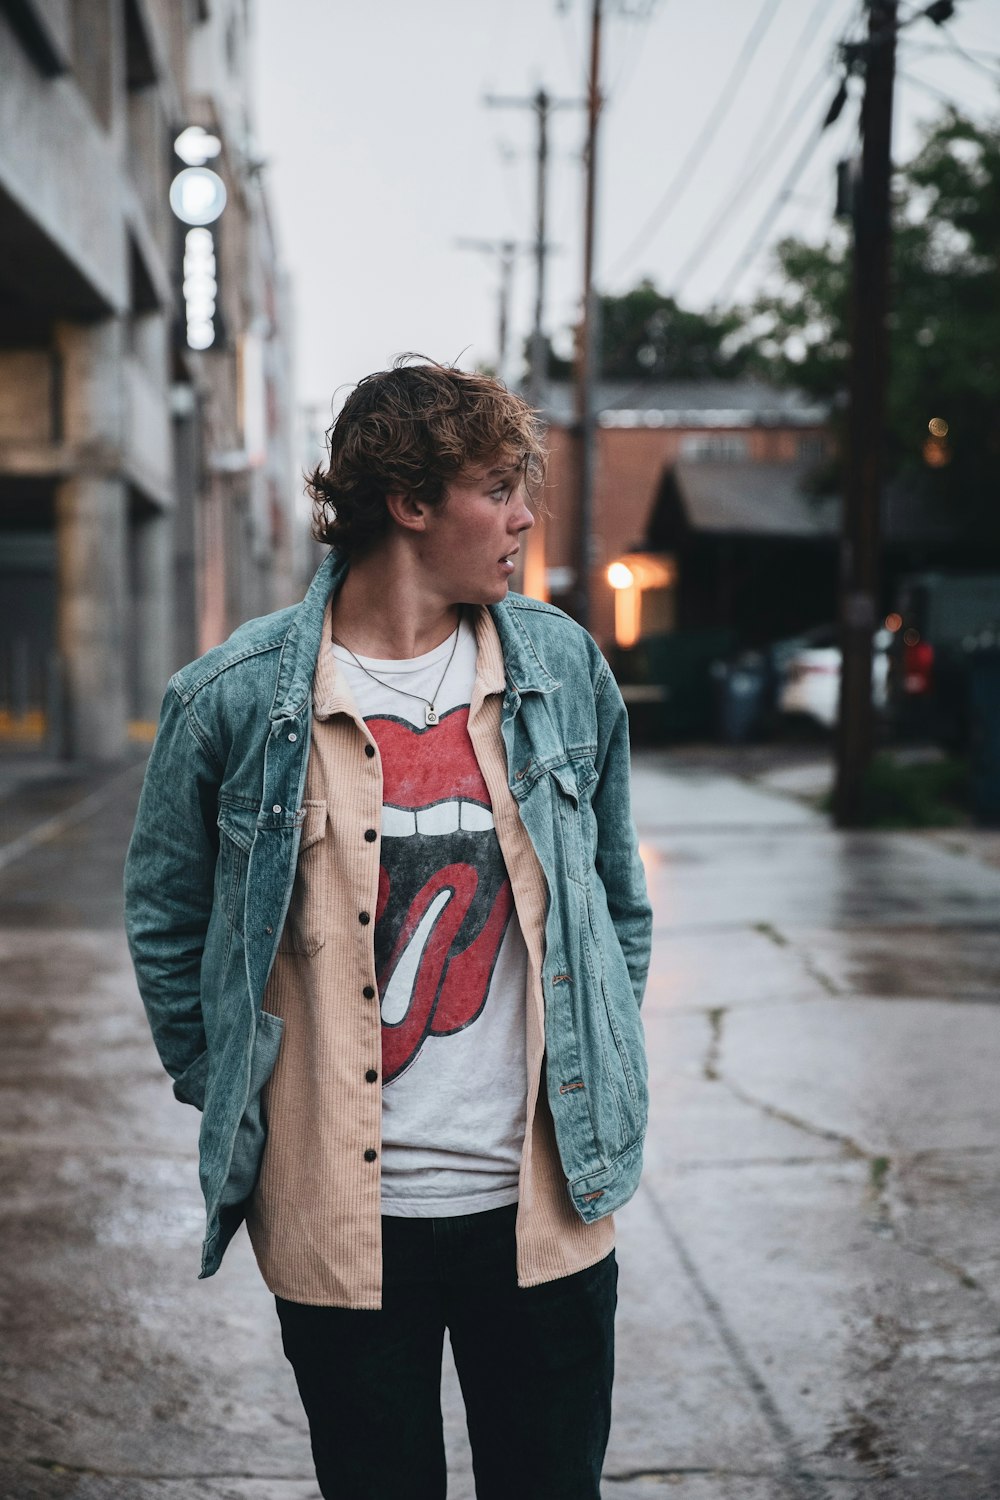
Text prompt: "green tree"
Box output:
[[536, 277, 750, 382], [596, 278, 749, 381], [743, 106, 1000, 530]]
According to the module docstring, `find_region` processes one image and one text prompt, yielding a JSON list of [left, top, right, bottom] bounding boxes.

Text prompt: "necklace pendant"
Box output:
[[425, 706, 439, 726]]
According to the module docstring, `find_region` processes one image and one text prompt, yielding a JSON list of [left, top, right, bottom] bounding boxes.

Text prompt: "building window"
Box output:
[[678, 434, 749, 463]]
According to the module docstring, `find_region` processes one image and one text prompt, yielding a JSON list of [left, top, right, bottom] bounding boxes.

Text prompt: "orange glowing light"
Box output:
[[607, 562, 635, 590]]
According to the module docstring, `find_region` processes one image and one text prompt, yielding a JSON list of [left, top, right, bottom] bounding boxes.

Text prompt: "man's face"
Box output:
[[420, 458, 535, 606]]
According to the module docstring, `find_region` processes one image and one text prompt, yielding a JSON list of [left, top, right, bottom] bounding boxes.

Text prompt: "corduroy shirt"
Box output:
[[245, 600, 614, 1308]]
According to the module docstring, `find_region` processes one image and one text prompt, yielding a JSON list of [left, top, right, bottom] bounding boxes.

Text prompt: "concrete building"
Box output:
[[0, 0, 297, 760]]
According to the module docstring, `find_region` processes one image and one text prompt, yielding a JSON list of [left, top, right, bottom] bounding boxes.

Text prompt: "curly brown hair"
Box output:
[[307, 357, 546, 557]]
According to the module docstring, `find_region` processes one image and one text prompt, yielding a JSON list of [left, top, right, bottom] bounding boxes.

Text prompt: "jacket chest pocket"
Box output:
[[217, 802, 257, 934], [278, 799, 329, 956], [539, 762, 597, 890]]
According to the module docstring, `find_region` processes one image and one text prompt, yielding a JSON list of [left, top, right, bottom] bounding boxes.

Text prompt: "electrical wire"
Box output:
[[698, 0, 870, 305], [604, 0, 664, 106], [896, 67, 966, 106], [917, 15, 1000, 80], [606, 0, 787, 279], [711, 90, 854, 306], [669, 0, 850, 298]]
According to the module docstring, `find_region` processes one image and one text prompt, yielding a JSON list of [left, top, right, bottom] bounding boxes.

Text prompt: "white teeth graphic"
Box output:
[[381, 799, 493, 837], [381, 887, 451, 1025]]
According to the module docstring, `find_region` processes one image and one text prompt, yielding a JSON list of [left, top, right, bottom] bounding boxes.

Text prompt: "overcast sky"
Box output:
[[252, 0, 1000, 416]]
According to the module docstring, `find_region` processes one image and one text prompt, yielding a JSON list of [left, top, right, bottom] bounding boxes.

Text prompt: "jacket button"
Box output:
[[272, 804, 282, 813], [364, 828, 377, 842], [363, 984, 375, 999], [364, 744, 375, 758], [359, 911, 370, 925], [365, 1069, 378, 1083], [363, 1148, 377, 1162], [288, 732, 297, 742]]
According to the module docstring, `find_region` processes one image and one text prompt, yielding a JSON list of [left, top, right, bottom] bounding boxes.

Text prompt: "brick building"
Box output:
[[524, 379, 831, 654]]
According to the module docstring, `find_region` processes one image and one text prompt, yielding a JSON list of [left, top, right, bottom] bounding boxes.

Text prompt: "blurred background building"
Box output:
[[0, 0, 299, 761]]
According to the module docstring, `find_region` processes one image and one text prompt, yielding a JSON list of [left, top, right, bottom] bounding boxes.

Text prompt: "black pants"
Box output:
[[275, 1203, 617, 1500]]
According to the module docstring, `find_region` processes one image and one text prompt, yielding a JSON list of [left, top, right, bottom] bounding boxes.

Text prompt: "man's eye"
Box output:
[[491, 487, 512, 503]]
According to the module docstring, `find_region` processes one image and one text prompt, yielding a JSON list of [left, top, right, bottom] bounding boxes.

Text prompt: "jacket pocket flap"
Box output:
[[297, 798, 327, 852], [217, 802, 257, 853], [547, 762, 582, 804]]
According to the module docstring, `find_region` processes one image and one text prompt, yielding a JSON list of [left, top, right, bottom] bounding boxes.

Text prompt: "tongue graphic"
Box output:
[[367, 710, 515, 1083]]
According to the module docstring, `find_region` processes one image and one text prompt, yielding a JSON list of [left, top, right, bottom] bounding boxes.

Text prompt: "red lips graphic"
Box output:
[[367, 708, 514, 1083]]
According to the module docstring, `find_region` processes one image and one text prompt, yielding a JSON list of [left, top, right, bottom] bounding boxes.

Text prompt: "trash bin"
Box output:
[[712, 651, 768, 744], [967, 647, 1000, 825]]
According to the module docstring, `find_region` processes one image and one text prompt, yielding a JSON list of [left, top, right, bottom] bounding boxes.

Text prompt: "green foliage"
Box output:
[[742, 106, 1000, 531], [596, 279, 749, 382], [820, 752, 970, 828], [536, 278, 751, 383]]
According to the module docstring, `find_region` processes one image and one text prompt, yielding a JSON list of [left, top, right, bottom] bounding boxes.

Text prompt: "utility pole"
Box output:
[[455, 238, 518, 379], [833, 0, 897, 827], [485, 88, 580, 408], [573, 0, 603, 630]]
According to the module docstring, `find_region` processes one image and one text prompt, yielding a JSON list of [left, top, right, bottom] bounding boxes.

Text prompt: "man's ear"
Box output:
[[385, 489, 431, 533]]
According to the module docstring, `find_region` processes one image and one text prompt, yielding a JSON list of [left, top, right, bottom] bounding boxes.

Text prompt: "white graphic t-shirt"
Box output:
[[331, 617, 528, 1216]]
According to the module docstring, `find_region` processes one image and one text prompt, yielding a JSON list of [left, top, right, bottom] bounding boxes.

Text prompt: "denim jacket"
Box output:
[[124, 553, 651, 1277]]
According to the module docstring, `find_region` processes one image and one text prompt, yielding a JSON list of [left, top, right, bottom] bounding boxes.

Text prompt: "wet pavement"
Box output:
[[0, 747, 998, 1499]]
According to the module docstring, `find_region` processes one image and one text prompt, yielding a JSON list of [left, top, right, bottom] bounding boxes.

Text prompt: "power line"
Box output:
[[606, 0, 786, 279], [927, 21, 1000, 79], [896, 66, 965, 106], [703, 1, 874, 305], [712, 88, 853, 306], [670, 0, 849, 299], [604, 0, 663, 103]]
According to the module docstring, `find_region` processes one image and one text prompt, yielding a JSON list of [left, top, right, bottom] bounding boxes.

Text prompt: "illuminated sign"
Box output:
[[170, 127, 226, 351], [182, 228, 218, 351]]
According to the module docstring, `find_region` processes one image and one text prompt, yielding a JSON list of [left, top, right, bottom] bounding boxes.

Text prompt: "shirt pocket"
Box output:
[[277, 798, 329, 956], [547, 761, 597, 890]]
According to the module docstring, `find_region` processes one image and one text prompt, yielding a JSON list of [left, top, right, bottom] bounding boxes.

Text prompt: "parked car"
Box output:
[[778, 624, 891, 730], [890, 572, 1000, 747]]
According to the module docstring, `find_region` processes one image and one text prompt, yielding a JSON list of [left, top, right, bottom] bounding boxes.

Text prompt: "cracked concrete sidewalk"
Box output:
[[0, 748, 998, 1499]]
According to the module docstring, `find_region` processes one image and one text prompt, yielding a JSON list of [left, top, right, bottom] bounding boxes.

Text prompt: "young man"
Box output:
[[124, 360, 651, 1500]]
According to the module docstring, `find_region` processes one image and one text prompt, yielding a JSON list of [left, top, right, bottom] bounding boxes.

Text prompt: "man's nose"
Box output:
[[513, 499, 534, 533]]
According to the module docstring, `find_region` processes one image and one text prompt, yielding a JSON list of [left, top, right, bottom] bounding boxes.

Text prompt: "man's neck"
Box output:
[[330, 548, 461, 660]]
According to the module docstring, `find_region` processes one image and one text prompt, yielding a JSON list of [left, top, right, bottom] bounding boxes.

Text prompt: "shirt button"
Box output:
[[363, 1148, 377, 1162], [272, 804, 282, 814], [364, 828, 377, 842], [365, 1069, 378, 1083], [362, 985, 375, 999], [364, 743, 375, 758], [359, 911, 370, 925], [288, 732, 297, 742]]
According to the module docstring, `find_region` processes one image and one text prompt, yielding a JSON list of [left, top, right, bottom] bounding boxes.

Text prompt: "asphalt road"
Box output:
[[0, 747, 997, 1500]]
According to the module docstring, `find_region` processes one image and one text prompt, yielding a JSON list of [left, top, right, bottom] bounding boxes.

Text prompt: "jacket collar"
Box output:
[[268, 551, 347, 721], [487, 596, 561, 696]]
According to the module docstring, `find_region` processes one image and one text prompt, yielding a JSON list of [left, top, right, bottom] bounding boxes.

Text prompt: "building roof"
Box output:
[[672, 462, 839, 537], [662, 462, 960, 545], [540, 378, 827, 429]]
